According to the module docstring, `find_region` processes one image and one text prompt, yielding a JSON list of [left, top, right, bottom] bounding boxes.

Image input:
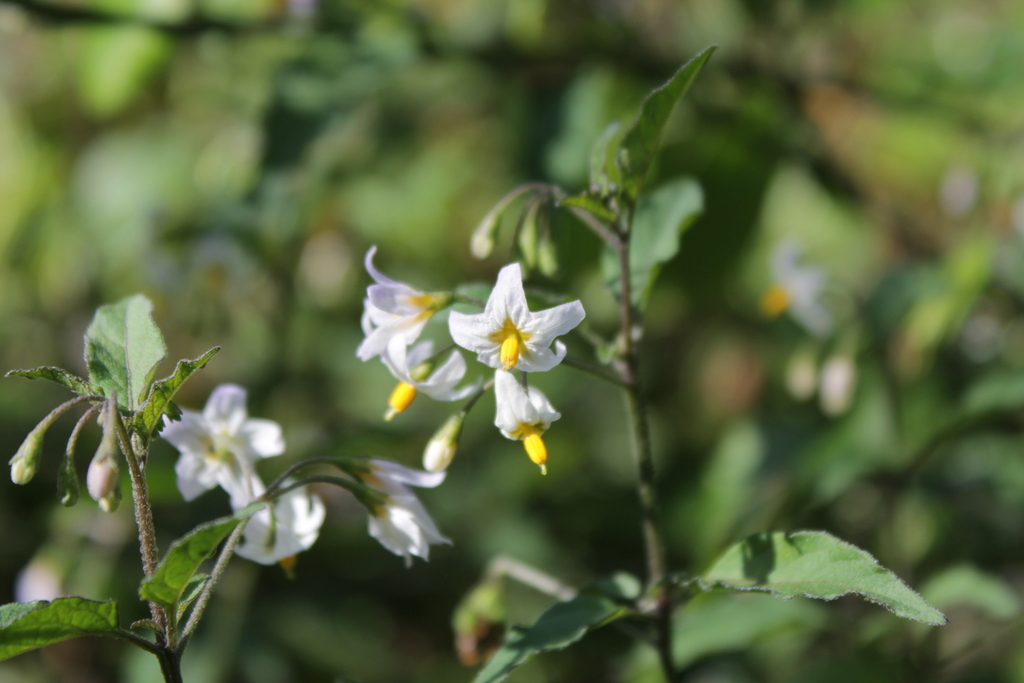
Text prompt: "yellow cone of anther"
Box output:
[[500, 335, 521, 371], [522, 432, 548, 475], [385, 382, 418, 421], [761, 284, 790, 318]]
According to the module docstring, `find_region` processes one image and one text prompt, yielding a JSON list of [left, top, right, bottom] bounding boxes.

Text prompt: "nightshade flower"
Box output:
[[362, 459, 451, 566], [357, 246, 451, 361], [493, 370, 560, 474], [380, 339, 480, 420], [762, 240, 832, 337], [161, 384, 284, 503], [448, 263, 584, 372], [231, 478, 326, 566]]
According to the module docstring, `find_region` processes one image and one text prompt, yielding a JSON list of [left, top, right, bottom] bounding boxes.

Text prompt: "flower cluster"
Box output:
[[358, 249, 585, 475]]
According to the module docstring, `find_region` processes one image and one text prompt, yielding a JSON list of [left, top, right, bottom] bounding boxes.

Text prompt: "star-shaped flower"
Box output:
[[161, 384, 284, 503], [357, 246, 450, 361], [493, 370, 561, 474], [380, 339, 480, 420], [361, 459, 451, 567], [762, 240, 832, 337], [230, 477, 326, 566], [448, 263, 584, 372]]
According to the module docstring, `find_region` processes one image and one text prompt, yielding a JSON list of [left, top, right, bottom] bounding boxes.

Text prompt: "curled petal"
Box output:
[[203, 384, 249, 433]]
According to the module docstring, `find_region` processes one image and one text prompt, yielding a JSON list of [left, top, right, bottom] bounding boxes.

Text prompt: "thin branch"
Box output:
[[568, 207, 623, 249], [561, 355, 630, 388], [486, 556, 577, 601]]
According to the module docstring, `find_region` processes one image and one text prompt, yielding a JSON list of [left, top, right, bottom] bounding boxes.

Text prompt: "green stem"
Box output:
[[561, 355, 630, 388]]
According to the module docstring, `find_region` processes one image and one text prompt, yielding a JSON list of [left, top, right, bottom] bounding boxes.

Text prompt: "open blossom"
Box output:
[[231, 478, 326, 566], [357, 246, 450, 361], [161, 384, 284, 503], [380, 339, 480, 420], [493, 370, 560, 474], [362, 459, 450, 566], [762, 241, 832, 337], [449, 263, 585, 372]]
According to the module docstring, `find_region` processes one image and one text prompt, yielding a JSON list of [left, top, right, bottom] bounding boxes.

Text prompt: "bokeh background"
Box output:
[[2, 0, 1024, 681]]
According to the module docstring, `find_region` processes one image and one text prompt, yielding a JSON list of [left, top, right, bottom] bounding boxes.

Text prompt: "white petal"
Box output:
[[521, 300, 585, 344], [357, 314, 429, 361], [515, 341, 567, 373], [174, 453, 220, 501], [369, 459, 447, 489], [419, 352, 478, 401], [238, 418, 285, 458], [526, 385, 561, 428], [487, 263, 530, 328], [203, 384, 249, 433], [161, 410, 212, 458], [405, 340, 435, 369], [448, 310, 499, 354], [493, 370, 540, 434], [368, 283, 430, 317], [364, 246, 401, 286]]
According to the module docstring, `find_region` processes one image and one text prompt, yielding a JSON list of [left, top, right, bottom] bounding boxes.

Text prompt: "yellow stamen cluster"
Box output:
[[761, 284, 790, 318], [385, 382, 418, 421], [489, 318, 533, 371]]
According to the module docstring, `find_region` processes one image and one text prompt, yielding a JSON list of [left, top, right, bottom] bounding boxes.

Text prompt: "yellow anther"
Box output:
[[279, 555, 298, 578], [522, 432, 548, 473], [385, 382, 418, 421], [500, 335, 521, 371], [761, 284, 790, 318]]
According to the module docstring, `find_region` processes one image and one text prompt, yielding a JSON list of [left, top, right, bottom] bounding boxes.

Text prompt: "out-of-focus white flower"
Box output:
[[231, 478, 326, 567], [15, 557, 64, 603], [380, 339, 480, 420], [362, 459, 450, 567], [493, 370, 560, 474], [763, 241, 832, 338], [785, 347, 819, 401], [423, 412, 466, 472], [449, 263, 584, 372], [161, 384, 284, 503], [357, 247, 451, 361], [819, 354, 857, 416]]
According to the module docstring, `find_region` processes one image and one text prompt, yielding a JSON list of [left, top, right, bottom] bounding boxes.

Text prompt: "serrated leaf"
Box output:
[[589, 121, 622, 195], [700, 531, 946, 625], [558, 193, 617, 224], [0, 598, 121, 661], [132, 347, 219, 438], [5, 367, 102, 397], [473, 592, 625, 683], [617, 46, 715, 201], [602, 177, 703, 309], [139, 504, 260, 613], [84, 295, 167, 412]]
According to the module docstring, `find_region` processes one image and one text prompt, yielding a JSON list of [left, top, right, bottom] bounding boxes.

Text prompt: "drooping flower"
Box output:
[[493, 370, 560, 474], [380, 339, 480, 420], [361, 459, 451, 567], [448, 263, 584, 372], [230, 477, 326, 566], [357, 246, 451, 361], [762, 240, 832, 337], [161, 384, 284, 503]]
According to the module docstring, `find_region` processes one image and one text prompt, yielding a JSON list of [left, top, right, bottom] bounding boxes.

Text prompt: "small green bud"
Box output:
[[423, 412, 466, 472], [87, 400, 121, 511], [10, 422, 48, 485]]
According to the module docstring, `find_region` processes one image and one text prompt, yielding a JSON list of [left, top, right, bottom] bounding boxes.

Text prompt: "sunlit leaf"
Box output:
[[0, 598, 121, 661], [84, 294, 167, 412], [700, 531, 946, 625], [617, 46, 715, 202], [473, 591, 626, 683], [132, 347, 220, 438], [558, 193, 617, 224]]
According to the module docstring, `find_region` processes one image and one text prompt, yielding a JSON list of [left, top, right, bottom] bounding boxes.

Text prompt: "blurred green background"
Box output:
[[3, 0, 1024, 681]]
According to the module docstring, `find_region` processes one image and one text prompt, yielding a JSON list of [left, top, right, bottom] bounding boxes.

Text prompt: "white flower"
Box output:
[[161, 384, 284, 503], [357, 246, 450, 361], [763, 241, 832, 337], [448, 262, 584, 372], [380, 339, 480, 420], [231, 478, 326, 566], [819, 353, 857, 416], [363, 459, 451, 567], [493, 370, 560, 474]]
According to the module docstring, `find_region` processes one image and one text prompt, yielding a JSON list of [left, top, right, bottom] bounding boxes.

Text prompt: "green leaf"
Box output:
[[589, 121, 622, 195], [473, 591, 626, 683], [0, 598, 121, 661], [139, 505, 260, 613], [558, 193, 617, 224], [674, 592, 824, 669], [78, 26, 172, 119], [176, 574, 209, 621], [5, 367, 102, 397], [617, 46, 715, 201], [962, 369, 1024, 417], [700, 531, 946, 625], [602, 177, 704, 308], [84, 294, 167, 412], [132, 347, 220, 438]]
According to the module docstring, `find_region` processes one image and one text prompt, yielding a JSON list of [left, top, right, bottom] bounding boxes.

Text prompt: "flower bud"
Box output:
[[470, 208, 501, 260], [423, 412, 465, 472], [819, 354, 857, 416], [87, 400, 121, 512], [10, 422, 47, 485]]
